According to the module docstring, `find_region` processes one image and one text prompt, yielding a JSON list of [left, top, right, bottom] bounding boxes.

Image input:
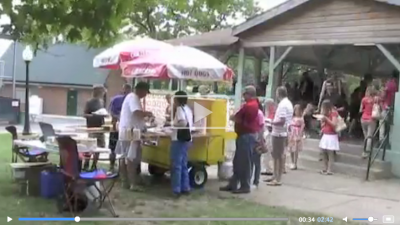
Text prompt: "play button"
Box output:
[[7, 217, 12, 222], [194, 102, 212, 123]]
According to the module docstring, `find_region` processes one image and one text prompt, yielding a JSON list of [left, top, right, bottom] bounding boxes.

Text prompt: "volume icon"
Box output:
[[343, 217, 347, 222]]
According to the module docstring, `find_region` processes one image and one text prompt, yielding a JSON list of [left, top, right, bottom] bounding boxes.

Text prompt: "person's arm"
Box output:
[[300, 118, 305, 133], [324, 113, 338, 127], [318, 81, 327, 109], [83, 100, 93, 117], [271, 106, 286, 126], [231, 106, 246, 123], [128, 97, 150, 120], [172, 107, 187, 127], [359, 98, 365, 113]]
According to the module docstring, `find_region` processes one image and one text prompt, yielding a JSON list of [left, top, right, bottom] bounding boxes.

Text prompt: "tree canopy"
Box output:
[[0, 0, 261, 49]]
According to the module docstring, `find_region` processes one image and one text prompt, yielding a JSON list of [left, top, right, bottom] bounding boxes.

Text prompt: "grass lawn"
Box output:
[[0, 133, 351, 225]]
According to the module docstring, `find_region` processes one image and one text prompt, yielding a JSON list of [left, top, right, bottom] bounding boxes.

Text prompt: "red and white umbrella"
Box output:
[[121, 46, 234, 81], [93, 38, 173, 69]]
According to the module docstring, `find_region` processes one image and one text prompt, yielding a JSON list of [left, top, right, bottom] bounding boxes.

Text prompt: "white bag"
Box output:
[[371, 104, 381, 119], [218, 161, 233, 180], [119, 128, 141, 141]]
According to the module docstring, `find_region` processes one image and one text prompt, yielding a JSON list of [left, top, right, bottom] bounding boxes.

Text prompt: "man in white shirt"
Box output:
[[116, 82, 153, 191], [267, 86, 293, 186]]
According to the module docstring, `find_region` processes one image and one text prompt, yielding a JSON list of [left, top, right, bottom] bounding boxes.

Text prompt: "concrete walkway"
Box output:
[[235, 169, 400, 222], [3, 114, 400, 222]]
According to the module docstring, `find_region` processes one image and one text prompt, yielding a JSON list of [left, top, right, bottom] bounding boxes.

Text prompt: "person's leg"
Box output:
[[91, 133, 105, 170], [127, 142, 143, 191], [282, 138, 288, 173], [119, 158, 129, 189], [367, 121, 377, 150], [360, 120, 370, 156], [268, 136, 284, 185], [321, 149, 328, 173], [275, 137, 285, 184], [252, 152, 261, 186], [379, 109, 387, 141], [108, 131, 118, 171], [291, 141, 299, 169], [261, 152, 273, 175], [180, 142, 191, 193], [266, 136, 279, 182], [326, 150, 334, 174], [233, 134, 255, 193], [170, 141, 183, 194]]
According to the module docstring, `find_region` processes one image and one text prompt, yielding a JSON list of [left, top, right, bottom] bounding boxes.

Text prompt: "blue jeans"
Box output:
[[170, 141, 191, 194], [228, 133, 257, 191]]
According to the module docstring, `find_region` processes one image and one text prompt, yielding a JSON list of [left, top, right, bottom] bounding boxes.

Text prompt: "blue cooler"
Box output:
[[40, 170, 64, 199]]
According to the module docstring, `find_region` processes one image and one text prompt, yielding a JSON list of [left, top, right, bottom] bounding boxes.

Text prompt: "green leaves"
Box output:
[[0, 0, 260, 49], [124, 0, 261, 40]]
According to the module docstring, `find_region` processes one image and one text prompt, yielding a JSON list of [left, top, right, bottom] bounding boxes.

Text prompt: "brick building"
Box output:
[[0, 42, 127, 116]]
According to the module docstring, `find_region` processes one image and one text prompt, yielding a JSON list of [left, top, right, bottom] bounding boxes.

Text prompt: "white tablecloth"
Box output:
[[14, 140, 110, 154]]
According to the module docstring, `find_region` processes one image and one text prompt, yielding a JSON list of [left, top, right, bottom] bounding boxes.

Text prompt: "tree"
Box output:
[[122, 0, 261, 40], [0, 0, 247, 49]]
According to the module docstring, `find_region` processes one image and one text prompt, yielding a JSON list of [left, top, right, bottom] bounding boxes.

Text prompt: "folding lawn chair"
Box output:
[[56, 135, 119, 217], [5, 126, 48, 163], [39, 122, 57, 142]]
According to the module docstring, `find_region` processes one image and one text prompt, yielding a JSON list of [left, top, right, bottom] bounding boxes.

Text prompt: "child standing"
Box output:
[[288, 104, 305, 170], [319, 100, 339, 175], [261, 99, 275, 176], [252, 99, 265, 187]]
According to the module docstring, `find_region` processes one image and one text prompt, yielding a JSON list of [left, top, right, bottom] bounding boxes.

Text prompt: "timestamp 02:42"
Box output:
[[299, 217, 334, 222]]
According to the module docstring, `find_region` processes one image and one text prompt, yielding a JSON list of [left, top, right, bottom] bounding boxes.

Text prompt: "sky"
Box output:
[[0, 0, 288, 56]]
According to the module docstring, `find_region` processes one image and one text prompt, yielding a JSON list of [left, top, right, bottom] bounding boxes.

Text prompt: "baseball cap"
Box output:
[[135, 81, 150, 93]]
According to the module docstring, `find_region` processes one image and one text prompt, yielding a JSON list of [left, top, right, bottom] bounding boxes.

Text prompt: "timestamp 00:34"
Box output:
[[299, 217, 334, 223]]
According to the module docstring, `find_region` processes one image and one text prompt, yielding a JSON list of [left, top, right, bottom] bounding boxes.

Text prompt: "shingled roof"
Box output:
[[233, 0, 400, 35], [0, 42, 108, 86]]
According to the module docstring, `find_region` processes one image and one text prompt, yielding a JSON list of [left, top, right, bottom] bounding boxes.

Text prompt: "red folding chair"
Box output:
[[56, 135, 119, 217], [5, 126, 48, 163]]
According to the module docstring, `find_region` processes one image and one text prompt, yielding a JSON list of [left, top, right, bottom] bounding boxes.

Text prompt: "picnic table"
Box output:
[[14, 139, 111, 154]]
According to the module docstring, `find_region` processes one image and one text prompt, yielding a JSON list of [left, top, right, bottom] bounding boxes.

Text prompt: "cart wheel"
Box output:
[[148, 165, 167, 177], [189, 166, 208, 188]]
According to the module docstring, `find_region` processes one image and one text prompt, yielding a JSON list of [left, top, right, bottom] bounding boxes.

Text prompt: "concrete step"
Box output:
[[298, 155, 392, 180], [303, 138, 364, 156], [298, 154, 392, 180], [301, 147, 390, 171]]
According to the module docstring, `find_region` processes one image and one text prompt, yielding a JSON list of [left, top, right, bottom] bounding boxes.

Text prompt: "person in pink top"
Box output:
[[379, 70, 398, 142], [360, 86, 379, 157], [252, 99, 265, 187]]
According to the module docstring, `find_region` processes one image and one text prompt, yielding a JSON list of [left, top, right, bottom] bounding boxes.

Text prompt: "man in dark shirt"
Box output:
[[108, 83, 131, 171], [299, 72, 314, 104], [83, 85, 106, 171], [220, 85, 259, 194]]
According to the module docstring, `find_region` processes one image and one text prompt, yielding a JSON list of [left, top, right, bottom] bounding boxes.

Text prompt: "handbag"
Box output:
[[255, 131, 270, 154], [335, 115, 347, 133], [372, 104, 381, 119], [177, 106, 192, 142]]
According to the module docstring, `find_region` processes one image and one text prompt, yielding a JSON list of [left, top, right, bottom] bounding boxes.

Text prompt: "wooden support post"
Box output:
[[273, 47, 293, 69], [265, 46, 292, 99], [168, 79, 173, 90], [266, 46, 275, 99], [376, 44, 400, 72], [234, 47, 245, 109], [254, 57, 262, 90]]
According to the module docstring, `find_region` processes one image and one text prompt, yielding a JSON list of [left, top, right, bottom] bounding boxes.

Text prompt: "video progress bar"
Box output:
[[19, 217, 289, 222]]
